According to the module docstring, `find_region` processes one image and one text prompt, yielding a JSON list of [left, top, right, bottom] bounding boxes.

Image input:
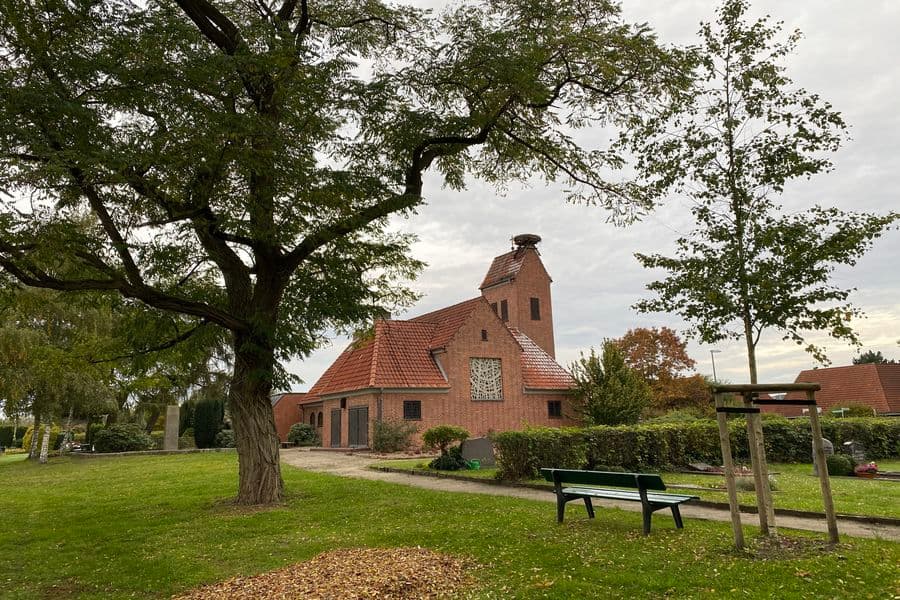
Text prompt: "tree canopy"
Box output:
[[570, 342, 651, 426], [623, 0, 898, 383], [0, 0, 689, 503]]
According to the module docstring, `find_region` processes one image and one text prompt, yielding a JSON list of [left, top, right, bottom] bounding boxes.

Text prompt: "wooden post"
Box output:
[[743, 393, 770, 536], [715, 393, 744, 550], [808, 390, 839, 544], [747, 394, 776, 532]]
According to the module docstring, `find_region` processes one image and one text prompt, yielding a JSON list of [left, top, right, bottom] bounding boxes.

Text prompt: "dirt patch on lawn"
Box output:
[[173, 547, 473, 599]]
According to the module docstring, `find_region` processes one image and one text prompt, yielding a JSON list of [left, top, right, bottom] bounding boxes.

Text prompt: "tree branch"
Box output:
[[89, 321, 211, 364]]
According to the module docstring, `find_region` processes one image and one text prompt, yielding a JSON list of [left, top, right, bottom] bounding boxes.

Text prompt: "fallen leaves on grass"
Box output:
[[173, 547, 473, 599]]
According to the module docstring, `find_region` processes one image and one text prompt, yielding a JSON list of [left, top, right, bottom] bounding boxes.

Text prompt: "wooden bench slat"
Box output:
[[540, 468, 667, 491], [561, 487, 698, 504]]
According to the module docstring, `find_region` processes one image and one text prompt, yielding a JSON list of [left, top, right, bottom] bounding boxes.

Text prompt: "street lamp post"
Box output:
[[710, 349, 721, 383]]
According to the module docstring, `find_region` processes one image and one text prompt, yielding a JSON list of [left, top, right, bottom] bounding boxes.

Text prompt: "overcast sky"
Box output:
[[283, 0, 900, 391]]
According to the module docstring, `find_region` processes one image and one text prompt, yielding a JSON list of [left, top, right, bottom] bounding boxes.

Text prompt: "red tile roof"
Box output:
[[272, 392, 306, 407], [304, 320, 449, 402], [508, 327, 574, 389], [304, 299, 574, 401], [409, 297, 483, 349], [480, 249, 528, 289], [777, 364, 900, 416]]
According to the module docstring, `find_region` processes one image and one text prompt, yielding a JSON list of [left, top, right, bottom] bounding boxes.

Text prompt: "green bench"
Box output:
[[540, 468, 699, 535]]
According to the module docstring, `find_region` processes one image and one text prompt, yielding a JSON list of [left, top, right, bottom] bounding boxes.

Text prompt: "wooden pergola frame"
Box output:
[[711, 383, 839, 549]]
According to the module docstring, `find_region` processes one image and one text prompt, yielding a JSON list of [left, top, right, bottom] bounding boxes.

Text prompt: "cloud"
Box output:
[[281, 1, 900, 391]]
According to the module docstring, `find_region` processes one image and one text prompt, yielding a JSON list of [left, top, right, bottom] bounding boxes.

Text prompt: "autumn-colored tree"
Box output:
[[614, 327, 709, 414], [615, 327, 695, 382]]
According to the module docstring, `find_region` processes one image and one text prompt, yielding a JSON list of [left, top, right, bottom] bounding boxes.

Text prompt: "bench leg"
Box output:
[[556, 495, 566, 523], [671, 505, 684, 529], [642, 509, 652, 535], [583, 497, 595, 519]]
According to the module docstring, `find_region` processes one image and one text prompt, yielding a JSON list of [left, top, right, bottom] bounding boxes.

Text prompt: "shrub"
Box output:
[[288, 423, 319, 446], [493, 427, 586, 480], [150, 432, 165, 450], [570, 344, 651, 425], [429, 446, 469, 470], [826, 454, 853, 477], [422, 425, 469, 454], [0, 425, 14, 447], [372, 419, 417, 453], [490, 417, 900, 480], [179, 399, 196, 435], [215, 429, 236, 448], [193, 399, 224, 449], [178, 433, 196, 449], [21, 425, 61, 454], [86, 423, 106, 446], [93, 424, 155, 453]]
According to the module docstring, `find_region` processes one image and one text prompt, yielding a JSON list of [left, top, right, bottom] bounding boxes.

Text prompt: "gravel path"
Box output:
[[280, 448, 900, 542]]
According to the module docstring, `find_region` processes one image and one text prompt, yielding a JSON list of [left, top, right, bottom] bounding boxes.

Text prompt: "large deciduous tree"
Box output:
[[614, 327, 708, 414], [623, 0, 898, 384], [0, 0, 688, 503]]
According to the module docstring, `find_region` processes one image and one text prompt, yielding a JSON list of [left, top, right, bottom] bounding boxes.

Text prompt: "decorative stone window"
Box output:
[[470, 358, 503, 401]]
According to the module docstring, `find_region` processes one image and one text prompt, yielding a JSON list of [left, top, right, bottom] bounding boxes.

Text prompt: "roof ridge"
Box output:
[[409, 296, 482, 323]]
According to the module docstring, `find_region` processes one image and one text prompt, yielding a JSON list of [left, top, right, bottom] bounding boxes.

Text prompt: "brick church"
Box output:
[[297, 234, 575, 448]]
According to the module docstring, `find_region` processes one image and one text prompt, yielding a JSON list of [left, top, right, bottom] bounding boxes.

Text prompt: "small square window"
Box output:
[[548, 401, 562, 418], [530, 297, 541, 320], [403, 400, 422, 420]]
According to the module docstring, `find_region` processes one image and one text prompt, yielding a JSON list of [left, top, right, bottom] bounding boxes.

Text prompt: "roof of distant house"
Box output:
[[303, 298, 572, 403], [271, 392, 307, 407], [784, 364, 900, 413]]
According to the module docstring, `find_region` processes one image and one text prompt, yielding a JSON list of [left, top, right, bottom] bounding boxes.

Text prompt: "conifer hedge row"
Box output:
[[492, 418, 900, 480]]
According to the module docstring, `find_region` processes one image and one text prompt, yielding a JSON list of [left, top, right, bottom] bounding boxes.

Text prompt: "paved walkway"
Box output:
[[280, 448, 900, 542]]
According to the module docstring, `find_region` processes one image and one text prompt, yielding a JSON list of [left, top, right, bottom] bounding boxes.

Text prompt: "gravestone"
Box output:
[[843, 440, 866, 463], [164, 405, 180, 451], [812, 437, 834, 476], [460, 437, 495, 467]]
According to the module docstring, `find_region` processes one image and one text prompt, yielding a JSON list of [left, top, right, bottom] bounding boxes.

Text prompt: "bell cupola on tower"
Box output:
[[480, 234, 555, 358]]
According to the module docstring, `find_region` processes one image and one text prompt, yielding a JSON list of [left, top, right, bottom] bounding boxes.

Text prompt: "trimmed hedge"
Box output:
[[493, 417, 900, 480]]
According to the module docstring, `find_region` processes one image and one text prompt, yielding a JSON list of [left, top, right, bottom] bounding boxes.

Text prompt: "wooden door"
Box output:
[[348, 406, 368, 447], [330, 409, 341, 447]]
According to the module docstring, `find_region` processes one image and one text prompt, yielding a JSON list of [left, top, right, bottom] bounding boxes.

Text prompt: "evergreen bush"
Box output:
[[287, 423, 319, 446], [372, 419, 417, 453], [93, 424, 154, 453], [428, 446, 468, 470], [825, 454, 853, 476], [192, 398, 224, 449], [214, 429, 236, 448]]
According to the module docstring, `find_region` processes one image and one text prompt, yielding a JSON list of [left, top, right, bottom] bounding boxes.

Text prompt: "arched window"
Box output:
[[317, 412, 323, 427], [309, 413, 315, 426]]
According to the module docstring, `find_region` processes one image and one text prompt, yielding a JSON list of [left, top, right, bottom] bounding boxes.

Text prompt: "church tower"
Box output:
[[480, 234, 555, 358]]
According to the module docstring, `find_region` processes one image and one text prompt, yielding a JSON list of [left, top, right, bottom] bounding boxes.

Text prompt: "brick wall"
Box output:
[[273, 393, 306, 442], [481, 248, 555, 358]]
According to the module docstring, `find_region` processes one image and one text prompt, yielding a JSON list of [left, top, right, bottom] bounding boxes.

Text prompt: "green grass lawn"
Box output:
[[0, 453, 27, 465], [1, 454, 898, 599], [372, 459, 900, 519]]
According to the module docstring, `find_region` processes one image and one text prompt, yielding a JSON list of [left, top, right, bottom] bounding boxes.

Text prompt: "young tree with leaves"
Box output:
[[0, 0, 689, 502], [570, 342, 652, 426], [623, 0, 898, 384]]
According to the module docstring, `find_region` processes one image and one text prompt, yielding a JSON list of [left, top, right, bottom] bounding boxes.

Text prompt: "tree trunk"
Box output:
[[10, 414, 17, 450], [743, 317, 758, 385], [28, 412, 41, 460], [39, 419, 51, 464], [229, 333, 283, 505], [61, 405, 74, 453]]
